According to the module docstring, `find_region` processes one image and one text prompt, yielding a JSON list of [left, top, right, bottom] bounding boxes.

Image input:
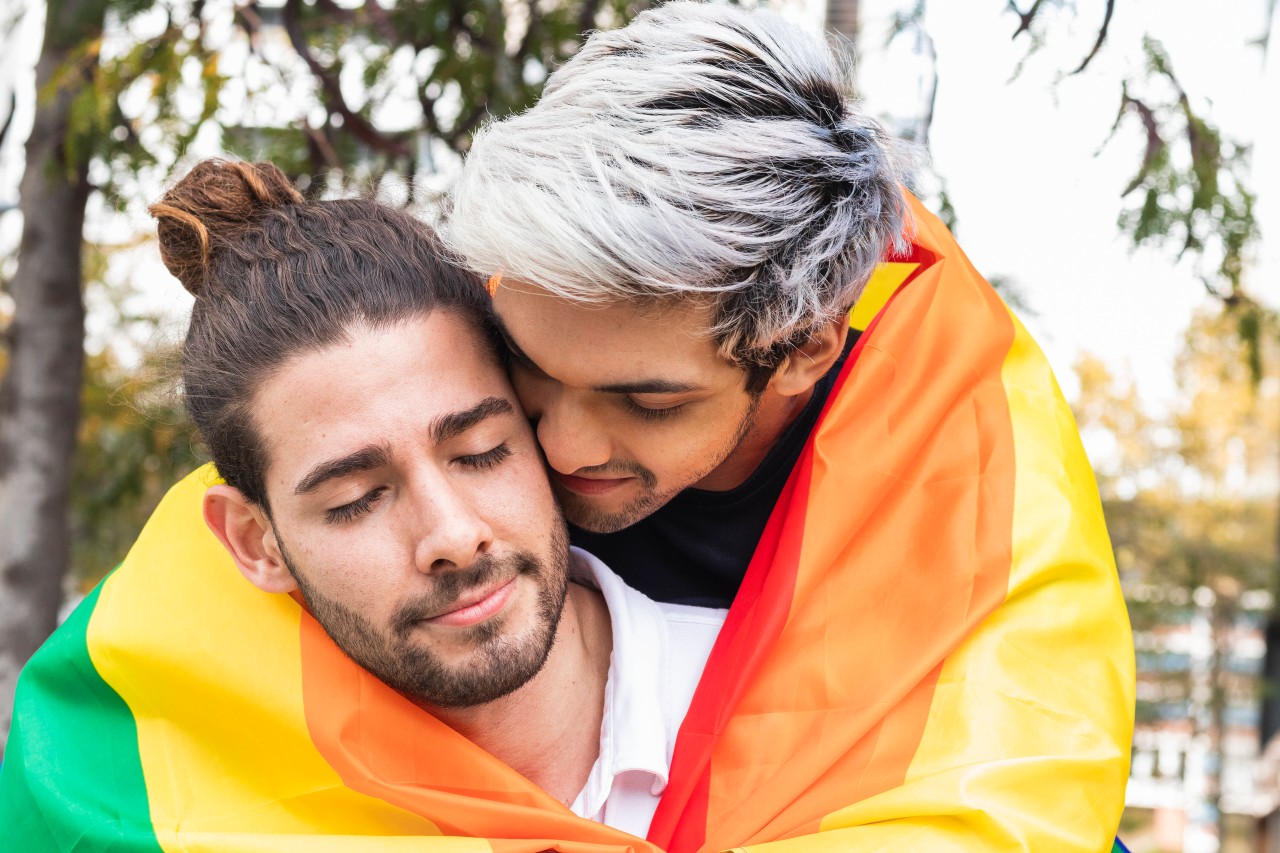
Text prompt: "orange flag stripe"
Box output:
[[649, 192, 1132, 852], [651, 232, 1018, 849], [298, 606, 662, 852]]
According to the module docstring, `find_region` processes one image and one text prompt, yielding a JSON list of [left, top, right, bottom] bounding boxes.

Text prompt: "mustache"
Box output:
[[559, 459, 658, 490], [390, 552, 540, 638]]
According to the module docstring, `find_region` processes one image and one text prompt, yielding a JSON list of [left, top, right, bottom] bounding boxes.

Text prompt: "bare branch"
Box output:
[[110, 96, 142, 148], [304, 123, 341, 172], [234, 2, 264, 54], [515, 0, 538, 61], [1118, 92, 1164, 197], [0, 90, 16, 152], [281, 0, 410, 158], [1202, 276, 1231, 303], [578, 0, 603, 38], [360, 0, 398, 45], [1069, 0, 1115, 75], [446, 102, 489, 150], [1007, 0, 1046, 40], [918, 27, 938, 148], [417, 83, 443, 138]]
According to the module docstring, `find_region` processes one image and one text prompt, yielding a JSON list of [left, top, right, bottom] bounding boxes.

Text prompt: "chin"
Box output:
[[560, 488, 667, 534]]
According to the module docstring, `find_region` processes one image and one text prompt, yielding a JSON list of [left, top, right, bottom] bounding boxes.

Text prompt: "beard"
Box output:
[[560, 391, 762, 534], [278, 519, 570, 708]]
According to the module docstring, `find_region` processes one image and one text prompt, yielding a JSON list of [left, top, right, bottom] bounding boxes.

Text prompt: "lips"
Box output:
[[425, 578, 517, 627], [552, 472, 633, 496]]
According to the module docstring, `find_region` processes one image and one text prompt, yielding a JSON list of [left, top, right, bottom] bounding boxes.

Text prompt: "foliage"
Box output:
[[888, 1, 1263, 327], [71, 344, 202, 589], [1079, 309, 1280, 585], [1016, 6, 1266, 382], [1108, 38, 1259, 303], [52, 0, 662, 204], [65, 238, 200, 587]]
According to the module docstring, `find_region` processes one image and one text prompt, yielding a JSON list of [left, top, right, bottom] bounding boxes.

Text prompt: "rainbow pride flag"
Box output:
[[646, 193, 1135, 851], [0, 194, 1134, 851]]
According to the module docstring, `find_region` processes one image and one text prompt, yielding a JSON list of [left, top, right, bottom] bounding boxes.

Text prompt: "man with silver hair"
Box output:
[[444, 2, 1134, 851], [447, 1, 904, 605]]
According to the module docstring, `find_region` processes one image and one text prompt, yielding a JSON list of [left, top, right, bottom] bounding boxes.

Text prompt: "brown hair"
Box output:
[[151, 159, 494, 511]]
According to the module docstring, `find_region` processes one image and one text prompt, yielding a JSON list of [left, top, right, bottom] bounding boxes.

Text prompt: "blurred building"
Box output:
[[1125, 589, 1268, 853]]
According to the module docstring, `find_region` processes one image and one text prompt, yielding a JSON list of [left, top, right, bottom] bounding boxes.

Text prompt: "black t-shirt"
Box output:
[[569, 333, 858, 607]]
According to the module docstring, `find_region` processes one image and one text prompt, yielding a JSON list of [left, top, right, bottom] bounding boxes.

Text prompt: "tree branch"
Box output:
[[417, 82, 443, 138], [1007, 0, 1046, 40], [445, 102, 489, 150], [1069, 0, 1115, 75], [578, 0, 603, 38], [304, 123, 341, 172], [515, 0, 538, 62], [918, 27, 938, 148], [0, 90, 16, 152], [110, 95, 142, 149], [234, 2, 264, 54], [359, 0, 398, 45], [1117, 91, 1164, 197], [282, 0, 410, 158]]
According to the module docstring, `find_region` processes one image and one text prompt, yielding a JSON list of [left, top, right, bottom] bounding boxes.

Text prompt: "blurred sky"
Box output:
[[1, 0, 1276, 411]]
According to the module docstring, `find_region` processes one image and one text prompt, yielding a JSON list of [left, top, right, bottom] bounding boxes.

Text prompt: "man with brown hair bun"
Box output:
[[0, 159, 723, 851]]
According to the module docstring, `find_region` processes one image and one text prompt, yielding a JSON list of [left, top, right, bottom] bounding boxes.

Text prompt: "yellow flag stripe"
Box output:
[[814, 309, 1134, 850], [86, 467, 479, 849], [850, 262, 919, 331]]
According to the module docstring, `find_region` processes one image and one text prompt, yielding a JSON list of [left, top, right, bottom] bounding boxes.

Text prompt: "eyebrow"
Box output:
[[428, 396, 515, 444], [292, 398, 515, 496], [593, 378, 705, 394], [494, 318, 706, 396], [295, 444, 392, 495]]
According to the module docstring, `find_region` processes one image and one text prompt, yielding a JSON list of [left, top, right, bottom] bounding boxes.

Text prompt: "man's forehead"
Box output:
[[490, 280, 729, 371], [252, 317, 515, 480], [493, 278, 715, 325]]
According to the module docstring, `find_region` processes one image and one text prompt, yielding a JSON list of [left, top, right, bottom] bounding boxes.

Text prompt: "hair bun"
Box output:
[[150, 159, 303, 297]]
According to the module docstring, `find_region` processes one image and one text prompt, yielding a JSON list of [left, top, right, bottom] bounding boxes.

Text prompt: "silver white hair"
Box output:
[[443, 1, 908, 370]]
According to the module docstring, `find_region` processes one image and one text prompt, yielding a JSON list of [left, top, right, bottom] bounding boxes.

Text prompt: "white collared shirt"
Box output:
[[567, 547, 728, 839]]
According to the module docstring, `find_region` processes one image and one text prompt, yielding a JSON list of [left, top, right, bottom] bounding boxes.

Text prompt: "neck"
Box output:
[[425, 574, 612, 805]]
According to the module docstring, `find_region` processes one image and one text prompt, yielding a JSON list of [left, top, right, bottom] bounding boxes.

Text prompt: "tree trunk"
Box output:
[[0, 0, 107, 753], [1209, 599, 1230, 848], [825, 0, 861, 95], [825, 0, 859, 46]]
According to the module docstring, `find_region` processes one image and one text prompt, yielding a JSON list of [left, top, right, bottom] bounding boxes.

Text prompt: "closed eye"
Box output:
[[457, 443, 513, 470], [325, 487, 386, 524], [623, 397, 687, 422]]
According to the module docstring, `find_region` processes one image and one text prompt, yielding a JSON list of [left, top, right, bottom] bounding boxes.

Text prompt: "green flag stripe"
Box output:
[[0, 579, 163, 852]]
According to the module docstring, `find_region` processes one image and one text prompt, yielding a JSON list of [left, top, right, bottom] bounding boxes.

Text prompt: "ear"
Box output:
[[203, 484, 298, 594], [768, 316, 850, 398]]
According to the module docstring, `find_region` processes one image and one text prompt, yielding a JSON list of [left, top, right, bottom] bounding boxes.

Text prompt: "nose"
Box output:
[[512, 372, 614, 474], [412, 480, 494, 573], [533, 400, 614, 475]]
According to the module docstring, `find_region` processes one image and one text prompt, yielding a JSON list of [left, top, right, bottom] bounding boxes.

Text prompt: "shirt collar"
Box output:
[[568, 546, 673, 816]]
